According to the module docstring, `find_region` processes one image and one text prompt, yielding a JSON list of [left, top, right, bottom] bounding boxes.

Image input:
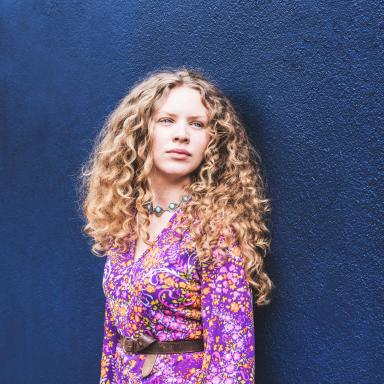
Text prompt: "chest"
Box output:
[[104, 233, 201, 311], [133, 237, 149, 263], [133, 212, 176, 262]]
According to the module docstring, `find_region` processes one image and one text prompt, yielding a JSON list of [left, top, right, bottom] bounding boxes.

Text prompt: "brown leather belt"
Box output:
[[121, 333, 204, 354], [120, 334, 204, 378]]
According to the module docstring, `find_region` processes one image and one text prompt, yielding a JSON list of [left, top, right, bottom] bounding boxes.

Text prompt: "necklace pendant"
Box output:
[[143, 202, 154, 213], [168, 202, 178, 211], [154, 206, 164, 217]]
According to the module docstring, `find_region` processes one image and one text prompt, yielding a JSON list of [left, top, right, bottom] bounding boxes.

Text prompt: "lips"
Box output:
[[166, 149, 192, 156]]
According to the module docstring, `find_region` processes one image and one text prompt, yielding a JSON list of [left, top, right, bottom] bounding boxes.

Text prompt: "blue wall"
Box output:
[[1, 1, 382, 383]]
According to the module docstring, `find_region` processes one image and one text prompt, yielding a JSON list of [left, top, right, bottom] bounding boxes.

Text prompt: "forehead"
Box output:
[[155, 86, 208, 118]]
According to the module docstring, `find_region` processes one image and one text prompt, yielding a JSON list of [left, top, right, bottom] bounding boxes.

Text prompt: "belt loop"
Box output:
[[142, 354, 158, 378]]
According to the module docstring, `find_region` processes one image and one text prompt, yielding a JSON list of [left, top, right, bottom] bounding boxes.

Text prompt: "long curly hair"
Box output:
[[77, 66, 275, 306]]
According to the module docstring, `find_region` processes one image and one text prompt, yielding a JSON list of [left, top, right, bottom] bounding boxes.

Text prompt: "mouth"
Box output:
[[166, 149, 192, 156], [167, 151, 191, 159]]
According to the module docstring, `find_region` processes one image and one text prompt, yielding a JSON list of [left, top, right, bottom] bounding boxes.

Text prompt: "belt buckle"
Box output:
[[122, 337, 137, 353]]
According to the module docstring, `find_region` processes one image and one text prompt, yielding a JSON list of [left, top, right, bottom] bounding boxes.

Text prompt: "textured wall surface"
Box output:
[[1, 1, 382, 383]]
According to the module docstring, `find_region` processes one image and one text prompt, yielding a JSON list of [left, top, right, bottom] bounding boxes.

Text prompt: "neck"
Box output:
[[147, 173, 191, 208]]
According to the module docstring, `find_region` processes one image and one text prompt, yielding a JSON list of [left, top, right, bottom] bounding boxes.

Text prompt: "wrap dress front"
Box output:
[[99, 205, 256, 384]]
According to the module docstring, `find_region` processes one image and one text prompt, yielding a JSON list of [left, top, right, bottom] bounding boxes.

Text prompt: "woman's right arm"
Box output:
[[100, 251, 119, 384], [99, 296, 119, 384]]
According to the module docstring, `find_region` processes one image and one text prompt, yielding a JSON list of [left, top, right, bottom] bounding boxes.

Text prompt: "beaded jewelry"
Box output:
[[143, 194, 191, 217]]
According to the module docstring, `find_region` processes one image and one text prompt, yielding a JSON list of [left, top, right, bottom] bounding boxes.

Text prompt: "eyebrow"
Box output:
[[158, 111, 207, 120]]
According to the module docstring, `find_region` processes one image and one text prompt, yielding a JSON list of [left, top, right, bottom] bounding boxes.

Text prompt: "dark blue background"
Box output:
[[1, 1, 383, 383]]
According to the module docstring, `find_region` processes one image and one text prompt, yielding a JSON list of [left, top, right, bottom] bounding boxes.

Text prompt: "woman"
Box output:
[[79, 67, 274, 383]]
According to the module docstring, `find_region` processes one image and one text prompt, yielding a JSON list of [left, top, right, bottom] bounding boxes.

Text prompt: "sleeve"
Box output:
[[99, 298, 119, 384], [197, 236, 256, 384], [99, 255, 119, 384]]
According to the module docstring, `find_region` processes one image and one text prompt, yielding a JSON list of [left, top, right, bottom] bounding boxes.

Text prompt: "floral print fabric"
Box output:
[[100, 206, 255, 383]]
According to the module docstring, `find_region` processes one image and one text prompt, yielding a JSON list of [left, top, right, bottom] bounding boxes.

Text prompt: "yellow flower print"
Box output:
[[202, 287, 210, 295], [164, 277, 174, 286]]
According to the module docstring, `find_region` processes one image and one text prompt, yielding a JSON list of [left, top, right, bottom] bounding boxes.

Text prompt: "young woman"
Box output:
[[79, 67, 274, 383]]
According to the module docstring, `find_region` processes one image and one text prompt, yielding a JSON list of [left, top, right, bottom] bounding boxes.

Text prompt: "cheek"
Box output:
[[197, 135, 210, 157], [151, 132, 168, 156]]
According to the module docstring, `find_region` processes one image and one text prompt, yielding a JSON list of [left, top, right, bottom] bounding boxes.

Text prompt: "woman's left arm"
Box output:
[[197, 235, 256, 384]]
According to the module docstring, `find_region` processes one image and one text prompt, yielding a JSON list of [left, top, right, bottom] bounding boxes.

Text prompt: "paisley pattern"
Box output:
[[99, 206, 255, 383]]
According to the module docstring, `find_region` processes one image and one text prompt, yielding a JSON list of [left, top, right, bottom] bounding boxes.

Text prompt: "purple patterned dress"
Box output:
[[100, 205, 255, 383]]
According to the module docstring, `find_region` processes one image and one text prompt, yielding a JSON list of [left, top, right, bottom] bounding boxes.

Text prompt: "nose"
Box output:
[[172, 121, 190, 142]]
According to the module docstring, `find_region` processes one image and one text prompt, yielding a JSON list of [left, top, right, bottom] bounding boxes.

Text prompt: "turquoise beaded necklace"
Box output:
[[143, 194, 191, 217]]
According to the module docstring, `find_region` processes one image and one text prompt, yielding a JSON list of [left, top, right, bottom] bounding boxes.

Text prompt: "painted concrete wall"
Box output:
[[1, 1, 382, 383]]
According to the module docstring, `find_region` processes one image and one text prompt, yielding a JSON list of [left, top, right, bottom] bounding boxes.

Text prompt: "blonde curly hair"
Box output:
[[77, 66, 275, 306]]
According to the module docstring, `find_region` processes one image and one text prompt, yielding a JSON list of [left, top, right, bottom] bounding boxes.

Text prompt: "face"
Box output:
[[149, 85, 211, 183]]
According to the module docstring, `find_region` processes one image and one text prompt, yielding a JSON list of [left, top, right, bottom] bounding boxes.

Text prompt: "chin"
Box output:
[[159, 168, 193, 179]]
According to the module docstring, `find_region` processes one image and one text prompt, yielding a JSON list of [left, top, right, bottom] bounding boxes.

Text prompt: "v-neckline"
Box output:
[[131, 206, 181, 263]]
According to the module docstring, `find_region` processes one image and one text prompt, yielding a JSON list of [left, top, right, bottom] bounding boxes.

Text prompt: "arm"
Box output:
[[99, 297, 119, 384], [99, 257, 119, 384], [197, 236, 256, 384]]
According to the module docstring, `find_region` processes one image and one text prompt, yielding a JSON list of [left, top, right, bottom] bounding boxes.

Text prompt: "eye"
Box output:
[[159, 118, 173, 125], [192, 121, 204, 128]]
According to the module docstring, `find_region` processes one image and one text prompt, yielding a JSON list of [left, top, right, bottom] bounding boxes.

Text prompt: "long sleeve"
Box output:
[[197, 236, 256, 384], [99, 295, 119, 383]]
